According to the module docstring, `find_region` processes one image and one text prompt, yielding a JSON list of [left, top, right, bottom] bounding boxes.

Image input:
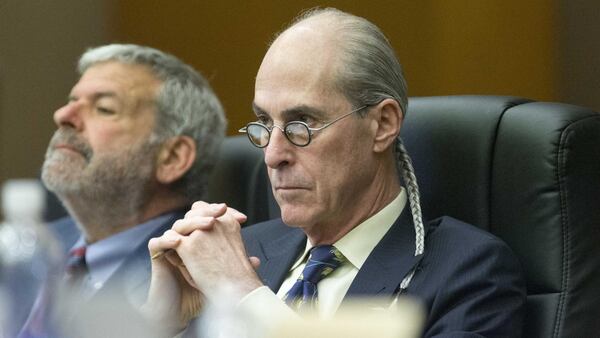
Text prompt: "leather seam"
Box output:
[[488, 97, 532, 232], [553, 120, 573, 338], [553, 114, 600, 337]]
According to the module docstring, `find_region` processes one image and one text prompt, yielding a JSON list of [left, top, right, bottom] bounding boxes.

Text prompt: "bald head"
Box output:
[[256, 14, 342, 105], [259, 8, 409, 117]]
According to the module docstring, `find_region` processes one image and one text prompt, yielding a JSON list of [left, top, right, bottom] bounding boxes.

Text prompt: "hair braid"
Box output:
[[395, 137, 425, 290]]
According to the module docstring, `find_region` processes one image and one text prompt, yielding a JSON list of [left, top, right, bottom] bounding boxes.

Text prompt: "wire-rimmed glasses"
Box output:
[[239, 105, 366, 148]]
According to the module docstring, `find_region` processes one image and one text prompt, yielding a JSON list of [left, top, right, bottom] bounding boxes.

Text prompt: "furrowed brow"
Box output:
[[252, 103, 328, 121], [281, 105, 327, 121]]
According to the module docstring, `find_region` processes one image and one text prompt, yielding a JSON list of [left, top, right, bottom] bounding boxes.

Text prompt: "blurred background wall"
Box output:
[[0, 0, 598, 186]]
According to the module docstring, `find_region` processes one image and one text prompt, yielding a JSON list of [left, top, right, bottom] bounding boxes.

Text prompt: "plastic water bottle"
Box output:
[[0, 179, 63, 337]]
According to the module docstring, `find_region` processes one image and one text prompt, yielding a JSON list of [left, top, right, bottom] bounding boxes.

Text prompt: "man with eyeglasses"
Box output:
[[146, 8, 526, 337], [239, 105, 367, 147]]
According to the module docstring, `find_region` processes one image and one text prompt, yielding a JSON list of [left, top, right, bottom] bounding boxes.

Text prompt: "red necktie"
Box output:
[[65, 245, 87, 283]]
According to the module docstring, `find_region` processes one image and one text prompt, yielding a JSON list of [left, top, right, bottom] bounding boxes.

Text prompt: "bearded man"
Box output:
[[20, 43, 226, 337]]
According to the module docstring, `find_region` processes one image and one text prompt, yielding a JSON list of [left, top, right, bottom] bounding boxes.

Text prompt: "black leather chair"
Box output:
[[210, 95, 600, 338], [401, 95, 600, 337], [206, 136, 279, 225]]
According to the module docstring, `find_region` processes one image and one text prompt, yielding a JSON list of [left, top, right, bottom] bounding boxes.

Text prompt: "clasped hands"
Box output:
[[141, 201, 263, 334]]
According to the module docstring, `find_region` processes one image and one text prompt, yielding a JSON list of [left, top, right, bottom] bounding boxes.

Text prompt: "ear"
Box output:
[[155, 136, 196, 184], [371, 98, 403, 153]]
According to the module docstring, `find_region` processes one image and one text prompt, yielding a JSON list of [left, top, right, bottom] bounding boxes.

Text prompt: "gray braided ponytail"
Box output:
[[395, 137, 425, 290]]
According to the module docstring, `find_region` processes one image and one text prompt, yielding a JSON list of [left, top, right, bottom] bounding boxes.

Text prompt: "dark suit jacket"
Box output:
[[241, 210, 526, 338]]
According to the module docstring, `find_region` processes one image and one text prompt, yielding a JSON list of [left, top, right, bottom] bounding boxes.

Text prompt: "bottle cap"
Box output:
[[1, 179, 45, 222]]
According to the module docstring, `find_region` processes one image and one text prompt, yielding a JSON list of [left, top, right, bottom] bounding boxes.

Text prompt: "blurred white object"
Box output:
[[2, 179, 45, 223], [268, 297, 425, 338], [199, 284, 424, 338], [0, 179, 62, 337], [200, 283, 267, 338]]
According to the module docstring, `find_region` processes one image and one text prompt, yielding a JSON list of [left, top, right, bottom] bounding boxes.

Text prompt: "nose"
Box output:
[[264, 126, 293, 169], [53, 101, 83, 130]]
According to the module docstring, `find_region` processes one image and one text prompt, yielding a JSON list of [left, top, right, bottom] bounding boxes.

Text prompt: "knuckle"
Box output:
[[172, 219, 184, 228], [164, 229, 177, 237], [191, 200, 208, 209]]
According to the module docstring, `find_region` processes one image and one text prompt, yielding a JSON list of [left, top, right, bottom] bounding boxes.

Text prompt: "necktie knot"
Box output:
[[284, 245, 345, 310], [301, 245, 345, 283], [66, 245, 87, 277]]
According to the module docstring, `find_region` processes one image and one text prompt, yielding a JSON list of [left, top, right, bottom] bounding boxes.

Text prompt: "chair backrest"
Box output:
[[401, 95, 600, 338], [206, 136, 279, 225]]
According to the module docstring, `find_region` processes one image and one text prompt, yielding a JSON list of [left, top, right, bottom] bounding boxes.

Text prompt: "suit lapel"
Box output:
[[252, 210, 426, 299], [256, 225, 306, 292], [346, 209, 424, 299]]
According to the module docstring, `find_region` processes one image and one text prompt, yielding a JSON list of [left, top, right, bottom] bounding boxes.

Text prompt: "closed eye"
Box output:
[[96, 106, 115, 115]]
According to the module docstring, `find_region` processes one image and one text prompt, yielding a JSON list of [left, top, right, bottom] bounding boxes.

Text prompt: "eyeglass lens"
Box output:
[[246, 122, 311, 147], [247, 124, 270, 147], [285, 123, 310, 146]]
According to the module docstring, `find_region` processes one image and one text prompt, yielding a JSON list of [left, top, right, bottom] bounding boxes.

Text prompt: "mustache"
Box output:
[[47, 128, 93, 161], [269, 172, 310, 189]]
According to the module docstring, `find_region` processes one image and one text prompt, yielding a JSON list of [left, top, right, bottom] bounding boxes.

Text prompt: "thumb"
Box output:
[[143, 236, 182, 319], [249, 256, 261, 270]]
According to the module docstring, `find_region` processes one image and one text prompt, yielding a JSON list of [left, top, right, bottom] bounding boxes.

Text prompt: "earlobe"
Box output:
[[155, 136, 196, 184], [372, 99, 403, 153]]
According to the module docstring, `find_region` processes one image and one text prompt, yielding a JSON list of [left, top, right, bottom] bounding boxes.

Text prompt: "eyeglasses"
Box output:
[[239, 106, 366, 148]]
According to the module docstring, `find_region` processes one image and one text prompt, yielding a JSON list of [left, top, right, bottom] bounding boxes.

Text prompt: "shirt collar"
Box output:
[[72, 212, 174, 286], [289, 188, 406, 270]]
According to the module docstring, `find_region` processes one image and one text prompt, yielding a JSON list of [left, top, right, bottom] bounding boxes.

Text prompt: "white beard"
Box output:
[[41, 128, 161, 232]]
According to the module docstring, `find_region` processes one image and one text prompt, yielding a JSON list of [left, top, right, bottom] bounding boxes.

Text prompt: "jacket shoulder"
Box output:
[[427, 216, 512, 250], [414, 216, 526, 337]]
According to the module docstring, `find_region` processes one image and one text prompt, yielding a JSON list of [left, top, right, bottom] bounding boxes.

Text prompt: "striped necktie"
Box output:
[[284, 245, 345, 312]]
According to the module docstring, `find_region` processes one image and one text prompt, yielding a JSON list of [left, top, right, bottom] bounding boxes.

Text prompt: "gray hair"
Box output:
[[78, 44, 226, 202], [286, 9, 424, 290]]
